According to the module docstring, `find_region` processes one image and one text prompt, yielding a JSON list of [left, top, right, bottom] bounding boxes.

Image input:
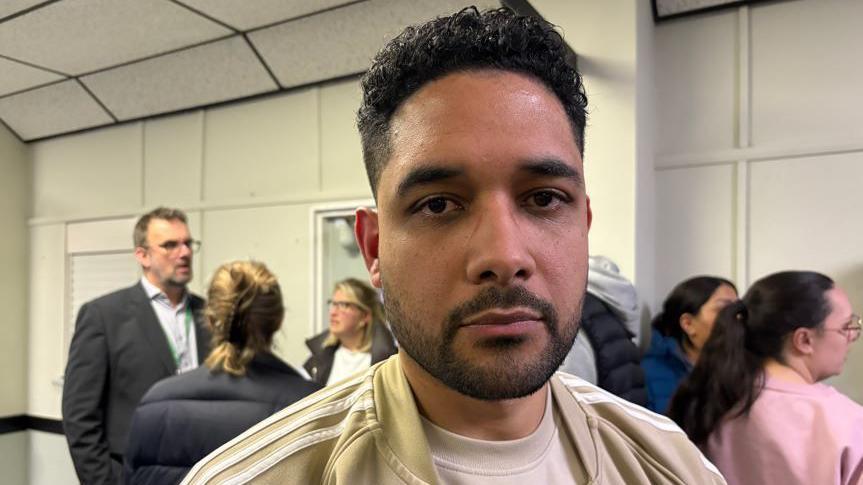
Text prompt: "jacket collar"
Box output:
[[374, 356, 597, 483]]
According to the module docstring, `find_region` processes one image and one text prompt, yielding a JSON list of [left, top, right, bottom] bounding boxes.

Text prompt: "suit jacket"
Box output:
[[62, 282, 209, 485], [303, 322, 397, 386]]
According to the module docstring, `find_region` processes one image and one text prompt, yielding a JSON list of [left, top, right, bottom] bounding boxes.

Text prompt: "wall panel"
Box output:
[[0, 432, 27, 485], [203, 90, 320, 202], [751, 0, 863, 147], [655, 164, 736, 307], [655, 10, 737, 157], [0, 123, 30, 417], [144, 111, 204, 208], [31, 123, 143, 219], [29, 431, 76, 485], [319, 79, 370, 196], [28, 224, 66, 419]]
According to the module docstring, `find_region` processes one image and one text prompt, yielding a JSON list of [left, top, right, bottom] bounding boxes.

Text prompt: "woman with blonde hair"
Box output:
[[125, 261, 321, 485], [304, 277, 397, 386]]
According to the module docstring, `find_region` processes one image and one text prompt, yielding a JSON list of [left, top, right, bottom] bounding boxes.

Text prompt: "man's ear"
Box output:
[[585, 195, 592, 230], [134, 246, 149, 269], [355, 207, 382, 289]]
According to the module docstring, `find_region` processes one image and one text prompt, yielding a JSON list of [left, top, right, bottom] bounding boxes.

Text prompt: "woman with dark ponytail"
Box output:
[[124, 261, 321, 485], [642, 276, 738, 413], [669, 270, 863, 485]]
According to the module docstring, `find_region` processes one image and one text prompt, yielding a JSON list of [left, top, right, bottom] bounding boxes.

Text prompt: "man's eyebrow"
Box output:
[[396, 166, 463, 198], [521, 159, 584, 187]]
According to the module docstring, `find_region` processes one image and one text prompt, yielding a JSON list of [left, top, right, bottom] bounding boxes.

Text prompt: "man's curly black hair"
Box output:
[[357, 6, 588, 199]]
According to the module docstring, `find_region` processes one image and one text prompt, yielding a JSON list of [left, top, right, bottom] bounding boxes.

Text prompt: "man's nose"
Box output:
[[464, 198, 535, 286], [177, 242, 193, 258]]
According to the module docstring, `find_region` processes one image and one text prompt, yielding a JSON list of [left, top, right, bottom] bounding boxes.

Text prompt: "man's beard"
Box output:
[[382, 281, 581, 401]]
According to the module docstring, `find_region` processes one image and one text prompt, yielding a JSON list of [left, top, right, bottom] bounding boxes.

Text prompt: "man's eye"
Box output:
[[428, 198, 448, 213], [532, 192, 554, 207], [414, 197, 460, 216], [526, 190, 567, 209]]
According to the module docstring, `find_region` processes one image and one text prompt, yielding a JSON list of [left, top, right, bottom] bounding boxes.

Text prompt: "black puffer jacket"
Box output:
[[124, 352, 322, 485], [303, 322, 397, 386], [578, 293, 648, 406]]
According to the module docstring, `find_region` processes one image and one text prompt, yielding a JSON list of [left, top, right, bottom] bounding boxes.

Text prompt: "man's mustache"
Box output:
[[445, 285, 557, 333]]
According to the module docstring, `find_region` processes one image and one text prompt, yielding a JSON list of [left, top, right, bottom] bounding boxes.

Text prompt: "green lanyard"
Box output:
[[164, 306, 192, 368]]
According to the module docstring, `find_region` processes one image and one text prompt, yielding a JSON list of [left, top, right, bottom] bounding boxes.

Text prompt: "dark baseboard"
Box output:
[[0, 415, 64, 435]]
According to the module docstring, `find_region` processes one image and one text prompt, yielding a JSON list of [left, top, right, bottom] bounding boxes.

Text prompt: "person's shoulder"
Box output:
[[140, 366, 209, 404], [86, 283, 143, 307], [188, 291, 205, 307], [817, 384, 863, 423], [181, 367, 378, 485], [553, 373, 726, 484]]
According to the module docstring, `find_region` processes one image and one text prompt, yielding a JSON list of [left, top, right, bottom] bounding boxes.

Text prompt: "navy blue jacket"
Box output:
[[641, 328, 693, 414], [124, 352, 322, 485], [578, 293, 648, 406]]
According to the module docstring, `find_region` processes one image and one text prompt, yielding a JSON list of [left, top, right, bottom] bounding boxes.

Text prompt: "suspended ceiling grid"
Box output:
[[0, 0, 504, 142]]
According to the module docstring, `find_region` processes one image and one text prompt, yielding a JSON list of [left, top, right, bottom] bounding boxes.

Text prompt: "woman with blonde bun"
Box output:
[[125, 261, 321, 485], [304, 278, 397, 386]]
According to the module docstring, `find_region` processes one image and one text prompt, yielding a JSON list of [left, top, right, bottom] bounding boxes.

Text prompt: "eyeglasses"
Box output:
[[145, 239, 201, 254], [824, 314, 862, 342], [328, 300, 362, 312]]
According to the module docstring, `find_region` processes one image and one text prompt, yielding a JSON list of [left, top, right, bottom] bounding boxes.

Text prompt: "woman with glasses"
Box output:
[[304, 278, 397, 386], [125, 261, 322, 485], [669, 270, 863, 485]]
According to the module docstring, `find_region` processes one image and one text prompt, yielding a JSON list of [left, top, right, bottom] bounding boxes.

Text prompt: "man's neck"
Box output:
[[400, 351, 548, 441], [144, 274, 185, 307]]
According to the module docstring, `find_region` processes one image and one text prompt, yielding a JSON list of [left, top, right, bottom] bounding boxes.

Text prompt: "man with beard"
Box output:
[[63, 207, 210, 484], [184, 8, 725, 485]]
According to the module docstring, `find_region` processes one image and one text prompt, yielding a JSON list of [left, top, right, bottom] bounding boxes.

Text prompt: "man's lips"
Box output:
[[461, 308, 543, 327]]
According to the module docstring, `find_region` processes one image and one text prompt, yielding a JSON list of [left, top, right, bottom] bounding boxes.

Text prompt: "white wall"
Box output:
[[29, 431, 76, 485], [0, 122, 30, 484], [0, 122, 30, 418], [654, 0, 863, 401], [0, 432, 28, 485]]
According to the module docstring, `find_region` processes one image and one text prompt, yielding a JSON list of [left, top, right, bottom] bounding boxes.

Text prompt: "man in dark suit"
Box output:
[[62, 207, 210, 485]]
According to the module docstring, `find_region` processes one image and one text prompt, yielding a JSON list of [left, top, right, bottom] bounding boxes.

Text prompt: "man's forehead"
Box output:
[[377, 70, 582, 201], [147, 218, 188, 237]]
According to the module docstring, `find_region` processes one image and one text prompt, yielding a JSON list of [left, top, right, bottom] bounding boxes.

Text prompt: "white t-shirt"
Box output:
[[326, 346, 372, 386], [420, 391, 584, 484]]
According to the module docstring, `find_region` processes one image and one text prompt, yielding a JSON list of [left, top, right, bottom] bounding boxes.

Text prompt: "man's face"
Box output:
[[135, 218, 194, 290], [356, 70, 592, 400]]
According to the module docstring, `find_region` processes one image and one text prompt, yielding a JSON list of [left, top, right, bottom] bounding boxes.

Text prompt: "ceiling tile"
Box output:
[[0, 0, 232, 75], [249, 0, 500, 89], [0, 56, 65, 96], [81, 36, 279, 121], [0, 0, 47, 21], [178, 0, 360, 31], [0, 80, 113, 140]]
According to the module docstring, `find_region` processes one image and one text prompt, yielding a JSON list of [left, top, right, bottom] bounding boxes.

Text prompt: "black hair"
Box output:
[[357, 6, 587, 199], [668, 270, 834, 445], [652, 276, 737, 347]]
